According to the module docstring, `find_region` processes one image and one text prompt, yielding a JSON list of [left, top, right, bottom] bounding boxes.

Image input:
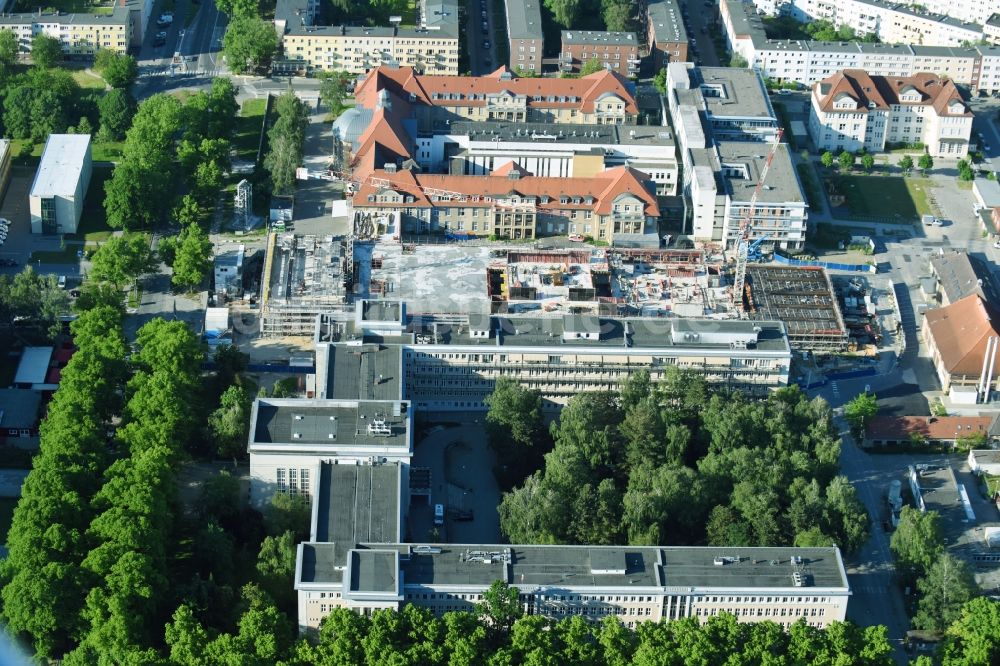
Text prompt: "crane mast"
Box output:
[[733, 128, 784, 314]]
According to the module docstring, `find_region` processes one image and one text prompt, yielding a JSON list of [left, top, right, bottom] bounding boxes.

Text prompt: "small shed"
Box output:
[[204, 307, 230, 340], [13, 347, 54, 389]]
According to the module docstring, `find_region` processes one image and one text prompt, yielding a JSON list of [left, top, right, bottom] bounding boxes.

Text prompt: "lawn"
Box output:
[[234, 98, 269, 162], [827, 174, 932, 222], [70, 68, 107, 90], [67, 166, 115, 243]]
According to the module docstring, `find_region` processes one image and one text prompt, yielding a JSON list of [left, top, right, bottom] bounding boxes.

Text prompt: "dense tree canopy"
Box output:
[[0, 267, 71, 339], [88, 232, 157, 289], [30, 33, 62, 68], [93, 49, 137, 89], [264, 90, 310, 194], [498, 370, 868, 552], [222, 15, 279, 75]]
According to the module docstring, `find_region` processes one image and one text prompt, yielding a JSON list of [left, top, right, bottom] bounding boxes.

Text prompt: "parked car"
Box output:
[[154, 31, 167, 46], [568, 233, 584, 242], [482, 40, 490, 49], [156, 12, 173, 26], [482, 21, 489, 32], [58, 275, 66, 289], [433, 504, 445, 526]]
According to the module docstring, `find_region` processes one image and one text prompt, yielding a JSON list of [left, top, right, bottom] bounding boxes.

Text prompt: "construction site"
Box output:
[[256, 229, 853, 353], [744, 265, 849, 352], [259, 234, 352, 337]]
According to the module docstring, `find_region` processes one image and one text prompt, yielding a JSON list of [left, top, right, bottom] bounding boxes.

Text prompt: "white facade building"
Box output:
[[247, 397, 414, 507], [29, 134, 92, 235], [721, 0, 1000, 93], [809, 69, 972, 156]]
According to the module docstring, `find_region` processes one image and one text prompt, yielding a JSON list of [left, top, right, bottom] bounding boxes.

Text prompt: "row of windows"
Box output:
[[276, 467, 311, 494]]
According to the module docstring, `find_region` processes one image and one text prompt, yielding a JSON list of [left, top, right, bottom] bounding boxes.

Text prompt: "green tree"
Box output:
[[222, 15, 279, 75], [88, 232, 157, 289], [957, 159, 975, 182], [215, 0, 259, 18], [0, 267, 71, 338], [484, 377, 544, 452], [93, 49, 137, 88], [602, 0, 633, 32], [256, 530, 297, 612], [264, 132, 301, 194], [263, 491, 311, 540], [860, 152, 875, 173], [914, 554, 979, 634], [843, 391, 877, 439], [838, 150, 855, 171], [580, 57, 606, 76], [898, 154, 914, 175], [890, 506, 944, 583], [173, 193, 205, 229], [0, 29, 17, 79], [477, 580, 523, 648], [729, 53, 748, 68], [794, 526, 835, 547], [319, 71, 352, 116], [543, 0, 581, 27], [171, 223, 213, 291], [652, 68, 667, 94], [97, 89, 136, 141], [73, 281, 125, 313], [30, 33, 62, 68], [200, 470, 242, 523], [938, 598, 1000, 666], [208, 384, 253, 464], [134, 318, 205, 377], [918, 152, 934, 175]]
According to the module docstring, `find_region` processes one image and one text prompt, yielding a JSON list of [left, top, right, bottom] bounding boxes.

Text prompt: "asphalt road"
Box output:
[[678, 0, 721, 67], [467, 0, 498, 74]]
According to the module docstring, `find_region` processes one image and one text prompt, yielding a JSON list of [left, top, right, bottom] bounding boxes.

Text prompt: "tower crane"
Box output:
[[733, 128, 784, 314]]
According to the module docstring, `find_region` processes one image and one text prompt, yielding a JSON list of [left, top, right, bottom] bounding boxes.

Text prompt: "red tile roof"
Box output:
[[814, 70, 970, 117], [867, 415, 993, 441], [924, 294, 1000, 376], [355, 65, 638, 115], [353, 165, 659, 216]]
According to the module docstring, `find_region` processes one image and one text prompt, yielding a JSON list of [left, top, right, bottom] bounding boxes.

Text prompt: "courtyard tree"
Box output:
[[957, 159, 975, 182], [820, 151, 835, 169], [543, 0, 582, 27], [477, 581, 523, 648], [838, 150, 855, 171], [860, 153, 875, 173], [30, 33, 62, 68], [0, 267, 71, 339], [918, 152, 934, 175], [319, 71, 352, 116], [938, 598, 1000, 665], [580, 57, 606, 76], [97, 89, 136, 141], [898, 154, 914, 175], [222, 15, 279, 75], [207, 384, 254, 465]]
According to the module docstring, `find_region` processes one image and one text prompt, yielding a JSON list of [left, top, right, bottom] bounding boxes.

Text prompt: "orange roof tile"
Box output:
[[490, 161, 532, 177], [867, 415, 993, 441], [924, 294, 1000, 376], [354, 65, 638, 115], [353, 166, 658, 216], [351, 107, 413, 170]]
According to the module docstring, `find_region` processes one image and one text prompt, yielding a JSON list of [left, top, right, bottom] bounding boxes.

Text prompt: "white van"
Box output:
[[433, 503, 445, 526]]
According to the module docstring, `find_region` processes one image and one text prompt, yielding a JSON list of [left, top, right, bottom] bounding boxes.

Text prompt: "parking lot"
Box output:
[[409, 415, 501, 545], [0, 167, 78, 278]]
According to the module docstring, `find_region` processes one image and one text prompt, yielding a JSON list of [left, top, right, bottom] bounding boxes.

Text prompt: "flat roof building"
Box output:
[[248, 397, 413, 506], [560, 30, 640, 78], [313, 302, 793, 410], [295, 540, 850, 632], [29, 134, 92, 235]]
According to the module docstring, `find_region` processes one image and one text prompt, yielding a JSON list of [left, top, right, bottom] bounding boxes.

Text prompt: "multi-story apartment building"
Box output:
[[646, 0, 688, 70], [775, 0, 986, 46], [313, 302, 793, 410], [296, 541, 851, 632], [421, 120, 679, 196], [722, 0, 1000, 92], [273, 0, 459, 75], [349, 164, 659, 240], [0, 5, 134, 57], [809, 69, 972, 156], [505, 0, 544, 73], [560, 30, 640, 77]]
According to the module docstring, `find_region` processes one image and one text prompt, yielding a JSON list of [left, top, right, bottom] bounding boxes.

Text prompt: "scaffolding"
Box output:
[[744, 265, 848, 351], [260, 233, 351, 336]]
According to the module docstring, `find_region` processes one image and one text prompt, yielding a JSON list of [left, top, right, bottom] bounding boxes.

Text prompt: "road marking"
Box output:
[[832, 382, 840, 395]]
